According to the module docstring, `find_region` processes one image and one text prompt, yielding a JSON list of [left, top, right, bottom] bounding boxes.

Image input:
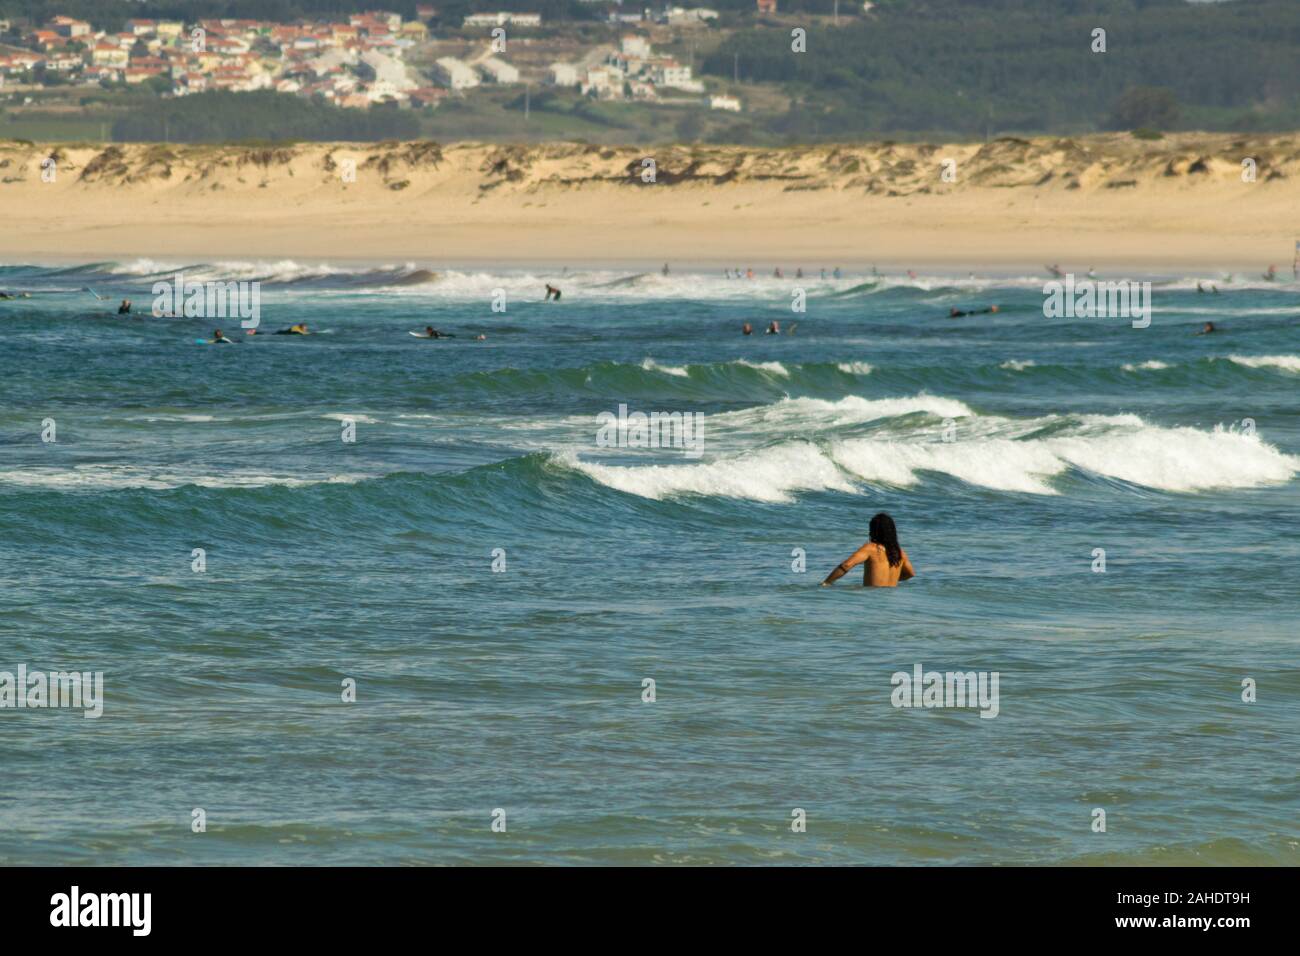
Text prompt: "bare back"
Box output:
[[861, 542, 914, 587]]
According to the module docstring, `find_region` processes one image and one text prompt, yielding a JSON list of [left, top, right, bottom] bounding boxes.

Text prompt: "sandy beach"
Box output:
[[2, 133, 1298, 271]]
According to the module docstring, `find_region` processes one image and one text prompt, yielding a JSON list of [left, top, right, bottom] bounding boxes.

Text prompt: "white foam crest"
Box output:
[[1227, 354, 1300, 373], [1048, 425, 1297, 491], [838, 421, 1297, 495], [563, 442, 856, 503], [1122, 360, 1171, 371], [836, 361, 874, 375], [0, 465, 374, 490], [712, 394, 974, 433], [198, 259, 375, 283], [107, 257, 188, 276], [1000, 359, 1036, 371], [732, 359, 790, 377], [640, 357, 690, 377], [832, 437, 1066, 494], [321, 412, 380, 424]]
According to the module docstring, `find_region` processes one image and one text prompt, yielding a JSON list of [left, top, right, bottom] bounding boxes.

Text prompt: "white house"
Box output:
[[653, 62, 703, 92], [435, 56, 480, 90], [621, 35, 651, 58], [477, 56, 520, 84], [582, 64, 624, 99], [549, 62, 580, 86], [360, 50, 417, 90], [463, 13, 542, 28], [710, 94, 741, 112]]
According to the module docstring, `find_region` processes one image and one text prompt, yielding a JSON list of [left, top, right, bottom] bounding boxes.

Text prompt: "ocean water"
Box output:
[[1, 260, 1297, 865]]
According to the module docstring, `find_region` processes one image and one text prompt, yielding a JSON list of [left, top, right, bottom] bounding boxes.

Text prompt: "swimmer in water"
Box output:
[[821, 512, 916, 588], [1197, 321, 1217, 335], [117, 299, 132, 315], [210, 329, 233, 344], [742, 322, 753, 335], [766, 320, 780, 335]]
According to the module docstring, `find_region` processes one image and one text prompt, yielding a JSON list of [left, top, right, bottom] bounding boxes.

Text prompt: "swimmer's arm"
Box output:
[[899, 551, 916, 581], [821, 542, 873, 586]]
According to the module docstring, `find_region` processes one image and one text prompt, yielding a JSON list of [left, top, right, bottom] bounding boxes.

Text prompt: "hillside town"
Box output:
[[0, 7, 744, 113]]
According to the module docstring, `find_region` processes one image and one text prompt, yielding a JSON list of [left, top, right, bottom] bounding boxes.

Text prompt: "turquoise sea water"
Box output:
[[1, 261, 1297, 865]]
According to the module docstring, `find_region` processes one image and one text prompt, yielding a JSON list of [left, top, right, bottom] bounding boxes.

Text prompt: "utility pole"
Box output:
[[834, 0, 839, 26], [733, 52, 738, 84], [524, 83, 530, 122]]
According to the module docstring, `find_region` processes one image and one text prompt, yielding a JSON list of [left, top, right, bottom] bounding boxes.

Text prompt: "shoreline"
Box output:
[[3, 134, 1298, 273]]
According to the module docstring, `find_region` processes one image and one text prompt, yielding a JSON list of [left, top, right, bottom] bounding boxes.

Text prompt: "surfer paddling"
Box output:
[[822, 513, 916, 588]]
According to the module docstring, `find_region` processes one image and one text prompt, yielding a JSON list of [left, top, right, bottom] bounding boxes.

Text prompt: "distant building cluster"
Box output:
[[552, 33, 713, 102], [0, 11, 446, 107], [0, 8, 741, 112]]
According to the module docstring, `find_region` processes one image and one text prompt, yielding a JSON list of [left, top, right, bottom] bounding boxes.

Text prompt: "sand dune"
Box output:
[[2, 133, 1298, 268]]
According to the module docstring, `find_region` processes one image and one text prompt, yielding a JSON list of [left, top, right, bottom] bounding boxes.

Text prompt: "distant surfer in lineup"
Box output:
[[208, 329, 234, 344], [1263, 264, 1277, 281], [821, 512, 916, 588], [1197, 321, 1217, 335], [1047, 264, 1064, 278], [742, 322, 753, 335], [117, 299, 132, 314], [414, 326, 454, 339], [250, 323, 308, 335], [545, 284, 562, 301], [662, 263, 670, 276], [949, 305, 999, 317], [765, 320, 780, 335]]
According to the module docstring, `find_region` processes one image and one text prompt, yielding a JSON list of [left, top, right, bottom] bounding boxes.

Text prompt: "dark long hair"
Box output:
[[869, 512, 903, 567]]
